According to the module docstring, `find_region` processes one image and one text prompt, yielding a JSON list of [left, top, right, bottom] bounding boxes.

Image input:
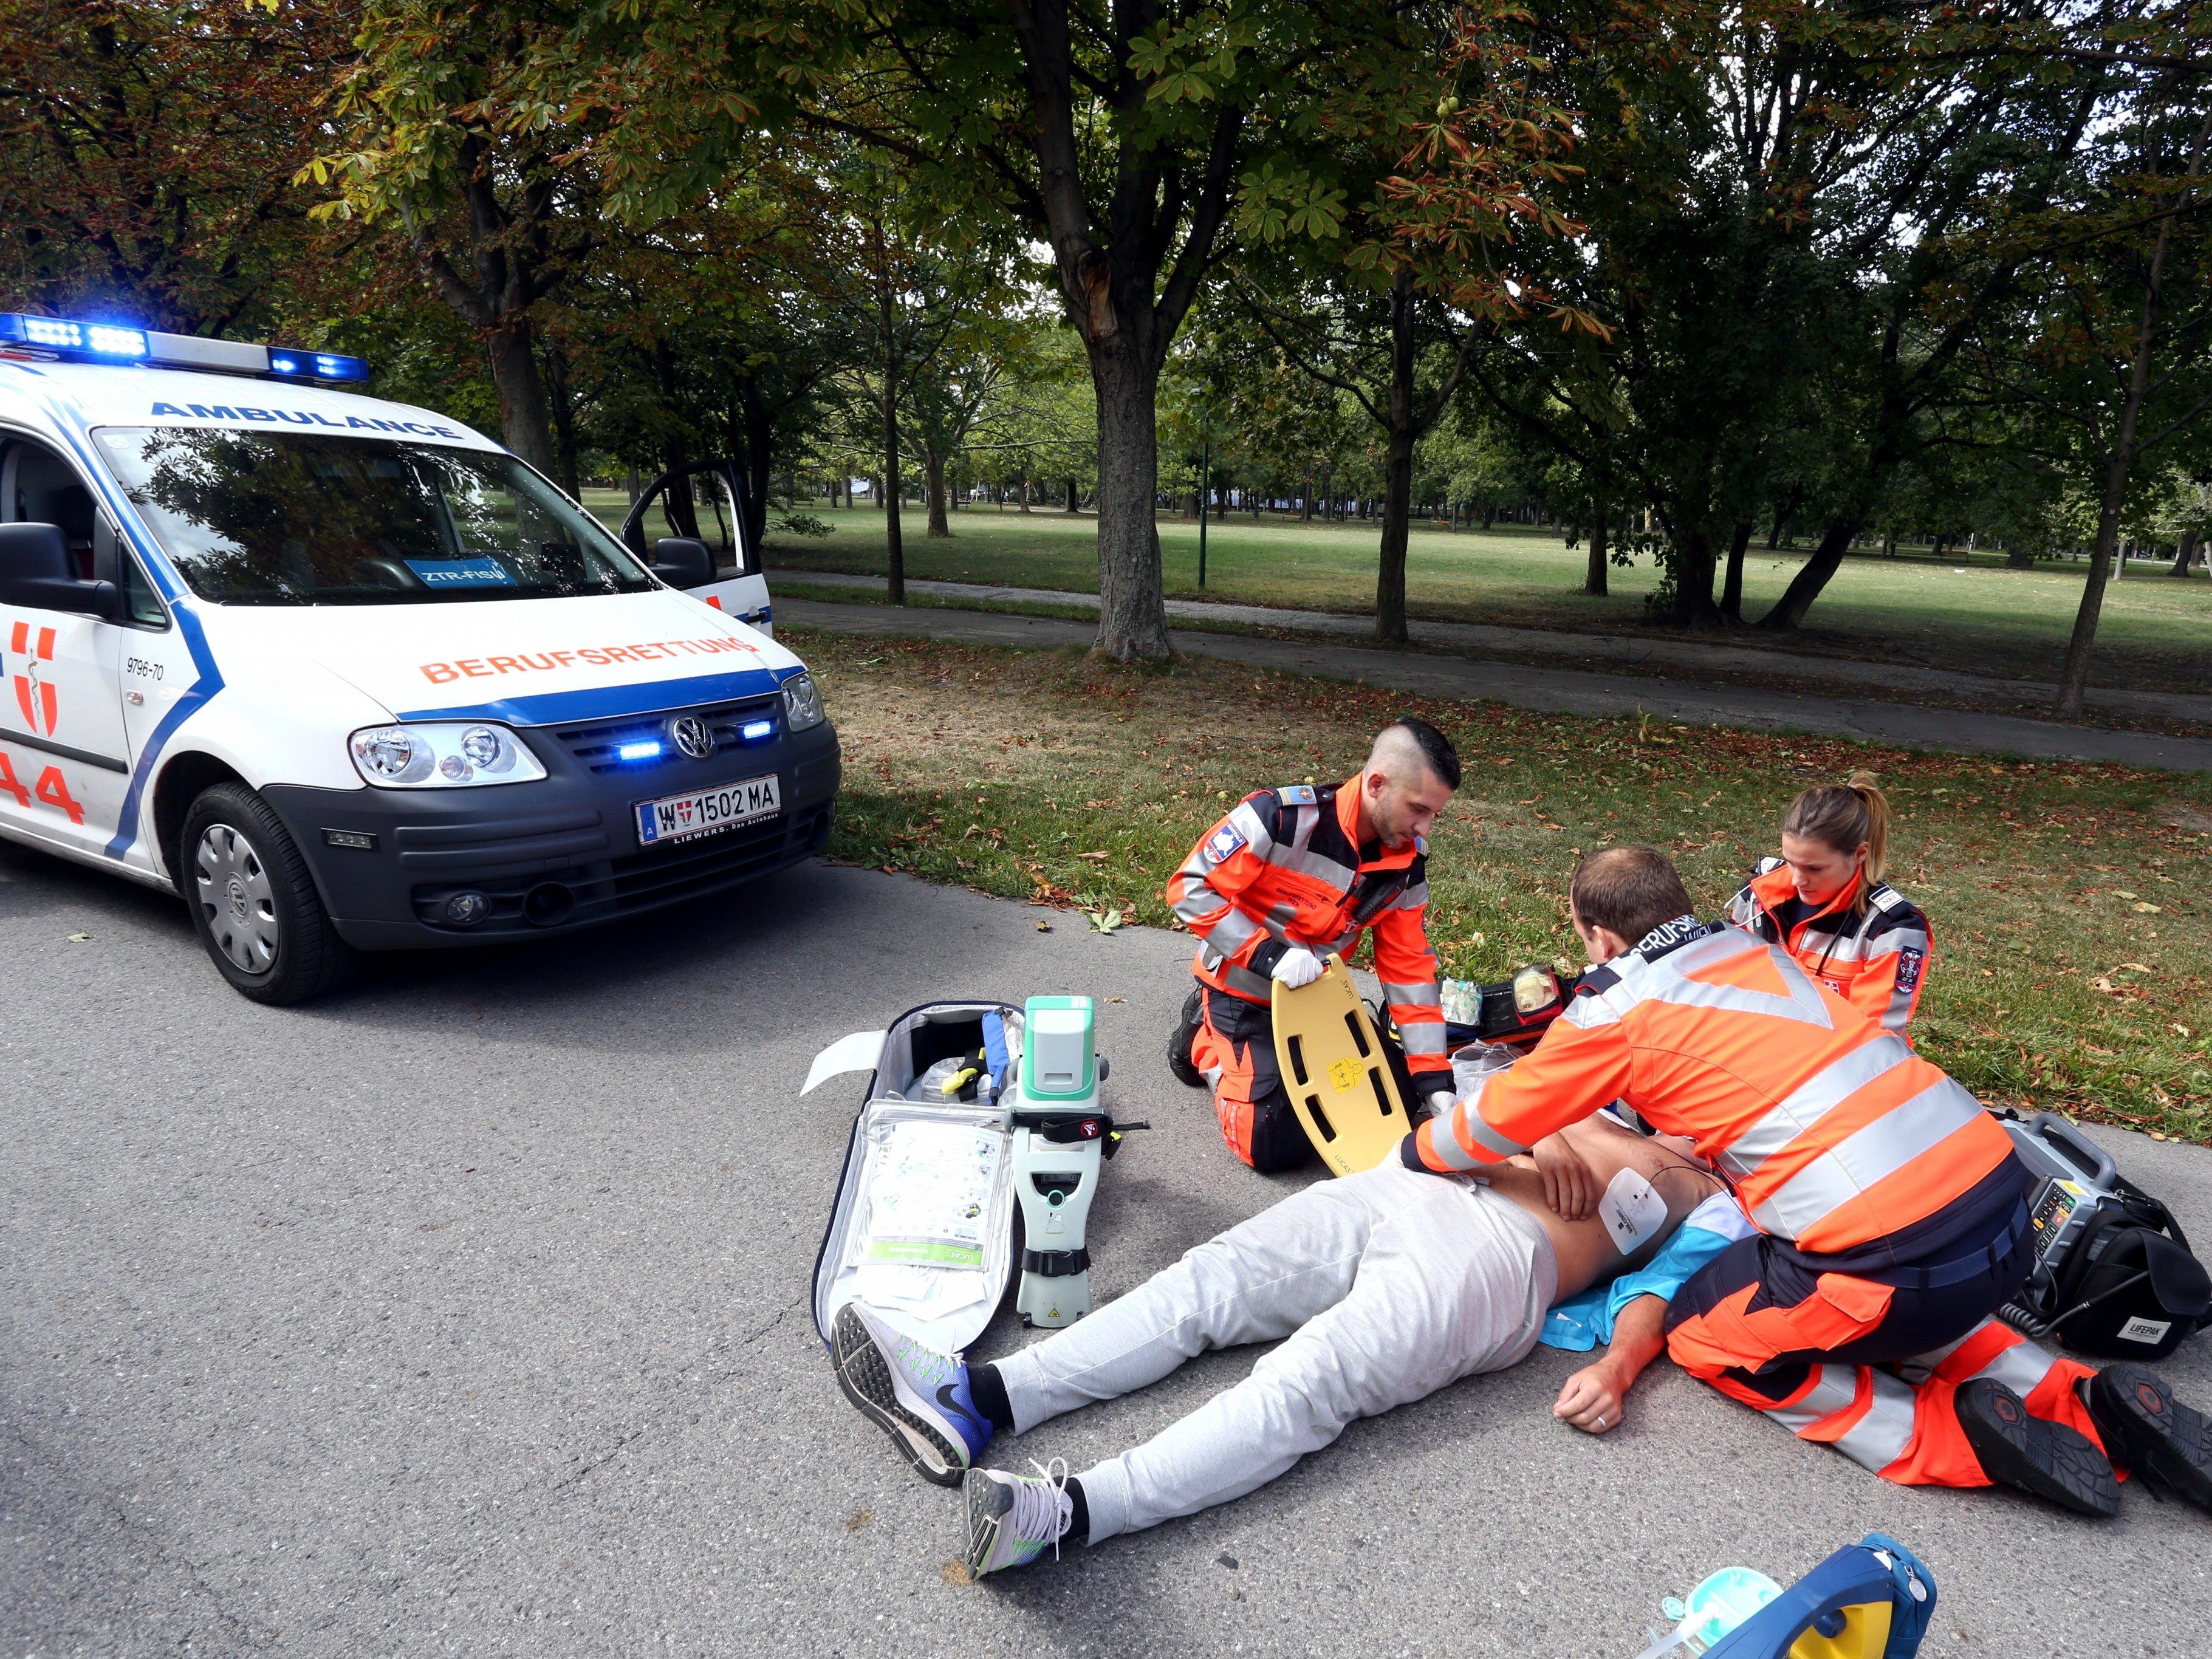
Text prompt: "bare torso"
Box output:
[[1475, 1117, 1727, 1298]]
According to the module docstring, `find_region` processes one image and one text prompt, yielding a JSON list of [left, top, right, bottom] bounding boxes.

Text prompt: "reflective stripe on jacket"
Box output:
[[1727, 860, 1932, 1038], [1163, 778, 1447, 1076], [1412, 922, 2013, 1252]]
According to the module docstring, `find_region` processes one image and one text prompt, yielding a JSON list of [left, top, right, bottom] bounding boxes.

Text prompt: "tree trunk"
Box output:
[[1759, 516, 1864, 631], [2007, 543, 2035, 569], [1671, 528, 1725, 629], [1019, 474, 1032, 512], [882, 378, 905, 606], [1088, 343, 1172, 659], [2173, 530, 2199, 576], [1719, 520, 1751, 620], [1374, 273, 1418, 645], [2055, 111, 2206, 715], [925, 451, 951, 537], [486, 318, 555, 475], [2058, 452, 2135, 717], [1065, 476, 1080, 512], [1584, 502, 1609, 597], [543, 343, 580, 497], [734, 376, 776, 556]]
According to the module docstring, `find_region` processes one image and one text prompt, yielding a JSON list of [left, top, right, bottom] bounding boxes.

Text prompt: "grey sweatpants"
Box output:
[[993, 1161, 1558, 1542]]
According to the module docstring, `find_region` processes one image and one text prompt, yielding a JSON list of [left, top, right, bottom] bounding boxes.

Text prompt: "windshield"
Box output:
[[92, 427, 655, 606]]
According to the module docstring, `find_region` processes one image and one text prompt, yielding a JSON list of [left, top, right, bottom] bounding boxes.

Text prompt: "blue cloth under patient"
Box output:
[[1538, 1192, 1753, 1352]]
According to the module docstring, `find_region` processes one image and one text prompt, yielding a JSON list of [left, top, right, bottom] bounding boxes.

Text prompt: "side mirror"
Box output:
[[0, 522, 116, 618], [649, 536, 714, 588]]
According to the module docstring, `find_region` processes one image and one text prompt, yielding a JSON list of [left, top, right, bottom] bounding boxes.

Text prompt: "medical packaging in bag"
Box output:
[[807, 1003, 1026, 1355]]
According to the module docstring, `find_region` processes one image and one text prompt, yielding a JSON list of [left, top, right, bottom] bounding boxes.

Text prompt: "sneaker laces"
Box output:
[[1007, 1458, 1074, 1561]]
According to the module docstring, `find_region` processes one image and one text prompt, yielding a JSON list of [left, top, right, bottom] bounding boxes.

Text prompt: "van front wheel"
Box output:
[[180, 782, 358, 1004]]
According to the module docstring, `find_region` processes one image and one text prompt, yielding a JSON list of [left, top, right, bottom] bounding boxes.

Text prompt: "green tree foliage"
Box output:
[[310, 1, 613, 471], [0, 0, 341, 334]]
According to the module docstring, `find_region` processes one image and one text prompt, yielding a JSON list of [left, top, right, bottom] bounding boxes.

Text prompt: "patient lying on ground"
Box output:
[[830, 1114, 1732, 1578]]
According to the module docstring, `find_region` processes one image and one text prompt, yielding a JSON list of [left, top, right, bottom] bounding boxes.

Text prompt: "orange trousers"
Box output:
[[1666, 1227, 2104, 1486]]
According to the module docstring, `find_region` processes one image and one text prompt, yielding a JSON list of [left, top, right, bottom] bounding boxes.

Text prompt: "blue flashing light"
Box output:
[[740, 719, 774, 742], [270, 347, 369, 383], [617, 739, 665, 762], [0, 313, 148, 360]]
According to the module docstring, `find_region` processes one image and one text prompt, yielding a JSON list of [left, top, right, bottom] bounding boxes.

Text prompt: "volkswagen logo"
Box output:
[[669, 714, 716, 761]]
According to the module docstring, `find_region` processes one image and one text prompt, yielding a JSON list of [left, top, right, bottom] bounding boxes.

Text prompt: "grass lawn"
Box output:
[[744, 504, 2212, 695], [792, 623, 2212, 1143]]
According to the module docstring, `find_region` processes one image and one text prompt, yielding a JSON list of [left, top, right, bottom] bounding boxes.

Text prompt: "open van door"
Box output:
[[619, 462, 773, 634]]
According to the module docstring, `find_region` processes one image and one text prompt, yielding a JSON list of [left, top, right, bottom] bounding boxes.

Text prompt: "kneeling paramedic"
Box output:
[[830, 1114, 1737, 1576], [1163, 718, 1457, 1171], [1411, 845, 2212, 1519]]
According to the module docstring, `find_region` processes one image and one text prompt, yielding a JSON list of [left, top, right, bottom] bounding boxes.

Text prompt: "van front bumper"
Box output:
[[262, 717, 840, 951]]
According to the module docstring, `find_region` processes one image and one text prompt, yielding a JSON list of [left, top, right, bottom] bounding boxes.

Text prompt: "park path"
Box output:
[[770, 569, 2212, 728], [773, 591, 2212, 773]]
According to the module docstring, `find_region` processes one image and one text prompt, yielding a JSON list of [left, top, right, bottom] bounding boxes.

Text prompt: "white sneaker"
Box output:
[[830, 1301, 993, 1486], [964, 1460, 1075, 1578]]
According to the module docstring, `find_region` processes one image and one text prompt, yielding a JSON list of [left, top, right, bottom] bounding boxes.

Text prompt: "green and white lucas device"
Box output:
[[1010, 994, 1106, 1327]]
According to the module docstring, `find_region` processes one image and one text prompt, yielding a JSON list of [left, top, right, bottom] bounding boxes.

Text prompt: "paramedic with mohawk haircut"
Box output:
[[1411, 846, 2212, 1519], [1163, 719, 1463, 1174]]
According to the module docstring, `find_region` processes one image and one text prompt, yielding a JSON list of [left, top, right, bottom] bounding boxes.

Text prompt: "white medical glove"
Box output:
[[1422, 1088, 1457, 1120], [1270, 947, 1324, 989]]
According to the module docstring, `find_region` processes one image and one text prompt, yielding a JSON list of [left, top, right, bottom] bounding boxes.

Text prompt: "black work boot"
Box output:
[[1167, 987, 1205, 1088], [2087, 1364, 2212, 1514], [1955, 1378, 2119, 1518]]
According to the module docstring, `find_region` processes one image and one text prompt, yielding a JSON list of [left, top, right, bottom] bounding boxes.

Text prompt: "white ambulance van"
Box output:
[[0, 313, 840, 1003]]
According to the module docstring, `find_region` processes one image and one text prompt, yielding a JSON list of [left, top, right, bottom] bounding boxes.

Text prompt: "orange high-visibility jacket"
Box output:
[[1165, 778, 1448, 1081], [1728, 860, 1932, 1038], [1412, 920, 2013, 1253]]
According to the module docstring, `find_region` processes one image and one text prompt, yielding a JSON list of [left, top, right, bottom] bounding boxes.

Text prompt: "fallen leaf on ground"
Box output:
[[66, 932, 92, 942], [1035, 920, 1052, 932], [1074, 850, 1110, 861], [2133, 902, 2162, 914]]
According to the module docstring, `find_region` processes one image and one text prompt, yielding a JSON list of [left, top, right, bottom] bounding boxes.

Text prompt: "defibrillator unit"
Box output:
[[807, 995, 1131, 1359], [1995, 1111, 2208, 1362]]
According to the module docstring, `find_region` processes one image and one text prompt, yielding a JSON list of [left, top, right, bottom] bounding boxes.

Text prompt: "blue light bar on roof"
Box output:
[[0, 315, 371, 382], [269, 347, 370, 383], [0, 313, 148, 360]]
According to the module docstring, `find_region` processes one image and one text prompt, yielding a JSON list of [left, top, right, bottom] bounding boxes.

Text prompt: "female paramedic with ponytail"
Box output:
[[1728, 773, 1933, 1039]]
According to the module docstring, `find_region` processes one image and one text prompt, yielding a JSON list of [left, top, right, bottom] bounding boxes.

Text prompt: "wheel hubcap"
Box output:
[[194, 823, 279, 973]]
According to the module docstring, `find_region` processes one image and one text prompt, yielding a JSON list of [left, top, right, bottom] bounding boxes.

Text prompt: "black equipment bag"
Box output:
[[2038, 1172, 2210, 1361]]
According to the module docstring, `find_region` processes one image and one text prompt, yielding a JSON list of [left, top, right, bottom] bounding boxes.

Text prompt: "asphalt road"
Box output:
[[3, 846, 2207, 1657]]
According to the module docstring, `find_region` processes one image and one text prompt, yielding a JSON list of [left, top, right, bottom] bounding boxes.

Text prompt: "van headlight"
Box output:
[[782, 672, 825, 731], [348, 722, 547, 788]]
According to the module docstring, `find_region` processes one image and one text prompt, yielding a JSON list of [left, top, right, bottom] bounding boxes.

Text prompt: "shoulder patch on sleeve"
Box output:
[[1894, 944, 1925, 992], [1277, 784, 1317, 806], [1415, 833, 1427, 855], [1867, 882, 1905, 913], [1205, 820, 1248, 863]]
